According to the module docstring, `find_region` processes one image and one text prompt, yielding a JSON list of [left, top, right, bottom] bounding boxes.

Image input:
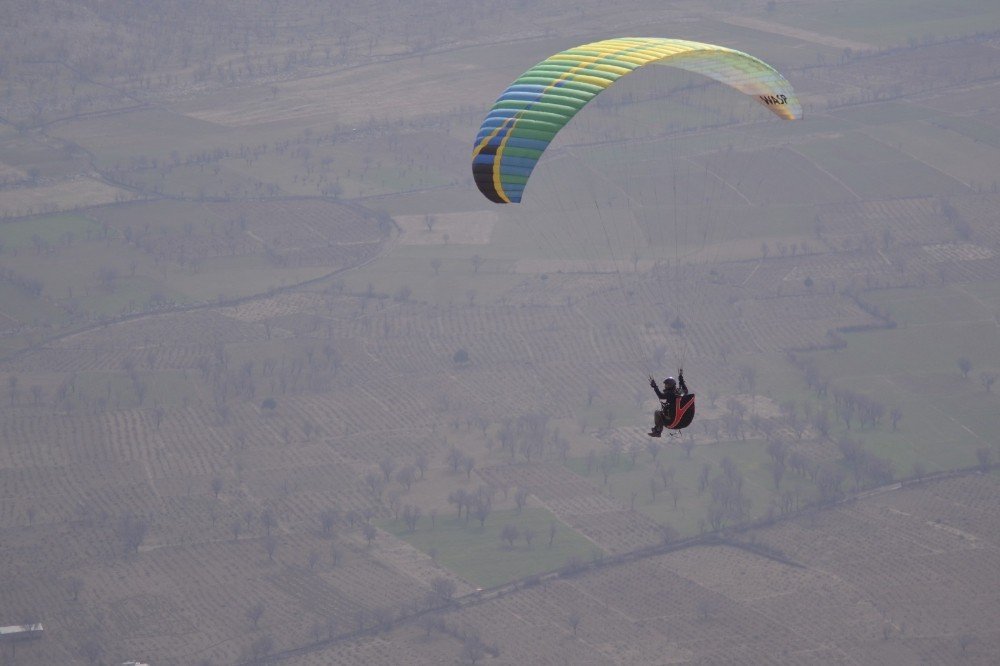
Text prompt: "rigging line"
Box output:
[[593, 191, 648, 375], [531, 159, 578, 270], [673, 170, 680, 277], [671, 169, 689, 371], [566, 138, 649, 374]]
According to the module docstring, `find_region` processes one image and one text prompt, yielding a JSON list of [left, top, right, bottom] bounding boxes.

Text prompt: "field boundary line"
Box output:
[[0, 199, 395, 365]]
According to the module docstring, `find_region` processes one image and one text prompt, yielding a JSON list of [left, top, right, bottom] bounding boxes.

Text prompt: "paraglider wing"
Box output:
[[472, 37, 801, 204]]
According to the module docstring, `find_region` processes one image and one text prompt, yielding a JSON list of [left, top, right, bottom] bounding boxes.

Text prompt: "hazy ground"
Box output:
[[0, 1, 998, 664]]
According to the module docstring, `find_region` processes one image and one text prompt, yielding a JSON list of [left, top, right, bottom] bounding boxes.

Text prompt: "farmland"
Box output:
[[1, 0, 999, 664]]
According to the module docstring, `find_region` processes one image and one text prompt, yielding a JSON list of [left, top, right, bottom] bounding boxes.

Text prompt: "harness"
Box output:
[[665, 394, 696, 430]]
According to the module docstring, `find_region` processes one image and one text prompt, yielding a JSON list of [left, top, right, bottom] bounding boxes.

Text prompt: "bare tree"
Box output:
[[429, 577, 457, 605], [363, 523, 377, 546], [260, 508, 277, 537], [364, 471, 384, 499], [415, 452, 429, 479], [514, 487, 529, 514], [567, 610, 582, 635], [660, 522, 678, 545], [975, 446, 993, 472], [981, 372, 997, 393], [890, 406, 903, 431], [211, 475, 223, 499], [118, 514, 149, 554], [812, 410, 831, 438], [403, 504, 421, 532], [320, 508, 339, 537], [523, 526, 536, 548], [600, 455, 614, 485], [669, 483, 682, 509], [471, 493, 492, 527], [396, 465, 416, 490], [247, 600, 265, 629], [448, 489, 468, 519], [388, 490, 403, 521], [646, 439, 662, 463], [958, 357, 972, 378], [379, 457, 396, 483], [500, 523, 519, 548], [460, 636, 487, 664], [771, 461, 785, 489], [263, 535, 278, 561], [326, 616, 339, 640], [67, 576, 84, 601], [628, 442, 641, 468], [446, 447, 463, 473]]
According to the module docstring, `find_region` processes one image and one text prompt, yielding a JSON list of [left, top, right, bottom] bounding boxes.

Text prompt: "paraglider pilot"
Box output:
[[648, 370, 688, 438]]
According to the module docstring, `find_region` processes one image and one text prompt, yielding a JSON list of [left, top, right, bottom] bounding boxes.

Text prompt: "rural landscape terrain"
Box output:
[[0, 0, 999, 663]]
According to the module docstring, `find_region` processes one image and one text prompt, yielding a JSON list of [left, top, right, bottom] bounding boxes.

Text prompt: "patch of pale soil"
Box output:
[[0, 162, 26, 184], [921, 243, 994, 262], [218, 292, 327, 322], [394, 210, 496, 245], [0, 176, 139, 215], [925, 520, 980, 543]]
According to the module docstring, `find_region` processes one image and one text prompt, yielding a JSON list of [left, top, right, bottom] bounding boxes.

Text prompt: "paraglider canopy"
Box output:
[[472, 37, 801, 204]]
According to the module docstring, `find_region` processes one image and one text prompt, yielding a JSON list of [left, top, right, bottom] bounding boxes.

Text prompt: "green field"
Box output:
[[382, 507, 599, 588], [793, 284, 1000, 471], [0, 213, 101, 249]]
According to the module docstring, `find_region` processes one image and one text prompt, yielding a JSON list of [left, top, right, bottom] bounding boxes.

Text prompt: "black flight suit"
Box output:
[[650, 372, 688, 436]]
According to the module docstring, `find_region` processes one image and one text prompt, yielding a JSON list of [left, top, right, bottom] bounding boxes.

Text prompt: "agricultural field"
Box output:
[[1, 0, 999, 664], [284, 474, 1000, 666]]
